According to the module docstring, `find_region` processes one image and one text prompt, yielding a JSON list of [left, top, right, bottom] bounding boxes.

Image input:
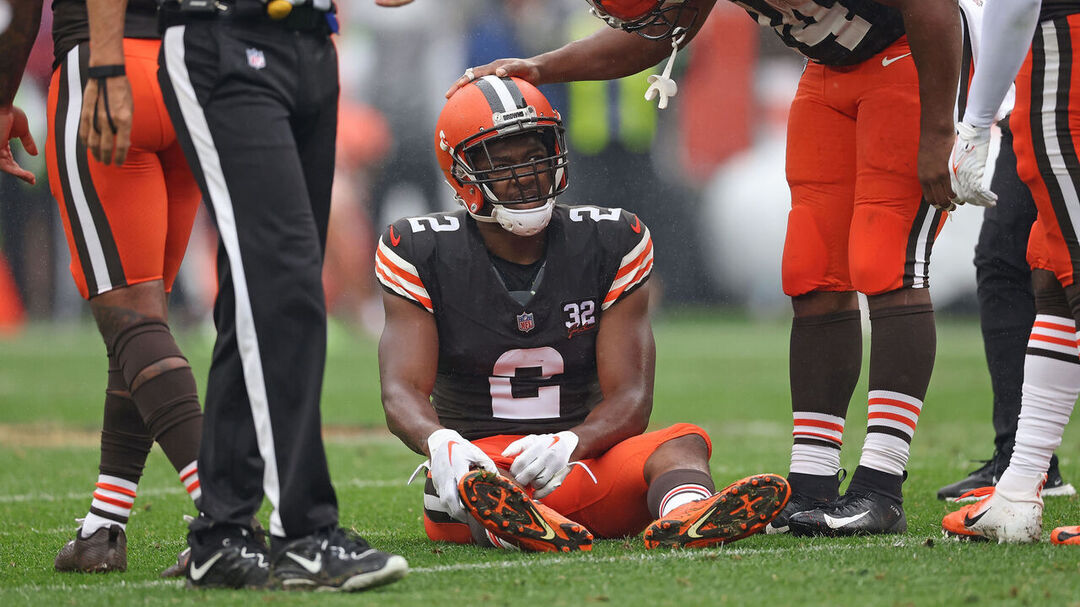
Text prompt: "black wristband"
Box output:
[[87, 64, 126, 79]]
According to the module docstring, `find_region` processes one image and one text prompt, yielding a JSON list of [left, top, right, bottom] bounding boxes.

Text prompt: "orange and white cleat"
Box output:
[[643, 473, 790, 549], [942, 486, 1043, 543], [458, 470, 593, 552], [1050, 526, 1080, 545]]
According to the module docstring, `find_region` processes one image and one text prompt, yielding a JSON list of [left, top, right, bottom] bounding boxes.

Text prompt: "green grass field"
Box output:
[[1, 313, 1078, 606]]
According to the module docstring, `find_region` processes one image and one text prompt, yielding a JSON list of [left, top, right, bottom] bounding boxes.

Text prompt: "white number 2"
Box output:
[[569, 206, 621, 222], [406, 215, 460, 233], [489, 347, 564, 419]]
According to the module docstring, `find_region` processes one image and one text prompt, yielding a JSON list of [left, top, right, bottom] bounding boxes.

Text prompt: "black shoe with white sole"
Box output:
[[186, 526, 271, 589], [787, 489, 907, 537], [271, 526, 408, 592]]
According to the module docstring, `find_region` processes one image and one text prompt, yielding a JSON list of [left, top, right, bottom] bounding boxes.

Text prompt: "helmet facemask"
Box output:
[[587, 0, 698, 41], [450, 118, 568, 236]]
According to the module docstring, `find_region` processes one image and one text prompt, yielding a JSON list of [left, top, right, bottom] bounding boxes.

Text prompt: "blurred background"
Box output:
[[0, 0, 992, 338]]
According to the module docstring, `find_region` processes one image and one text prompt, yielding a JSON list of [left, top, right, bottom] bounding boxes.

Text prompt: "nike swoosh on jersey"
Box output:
[[188, 552, 224, 581], [389, 225, 401, 246], [824, 510, 870, 529], [630, 215, 642, 234], [963, 507, 991, 528], [286, 551, 323, 574], [881, 52, 912, 67], [686, 505, 720, 538]]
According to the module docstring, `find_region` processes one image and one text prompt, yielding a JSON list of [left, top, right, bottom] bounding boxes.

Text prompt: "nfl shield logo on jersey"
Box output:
[[246, 48, 266, 70], [516, 312, 535, 333]]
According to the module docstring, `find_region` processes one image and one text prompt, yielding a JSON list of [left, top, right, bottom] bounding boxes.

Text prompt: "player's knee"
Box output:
[[781, 208, 830, 296]]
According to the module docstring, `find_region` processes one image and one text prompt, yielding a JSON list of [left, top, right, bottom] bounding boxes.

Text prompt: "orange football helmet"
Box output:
[[435, 76, 568, 235], [586, 0, 697, 40]]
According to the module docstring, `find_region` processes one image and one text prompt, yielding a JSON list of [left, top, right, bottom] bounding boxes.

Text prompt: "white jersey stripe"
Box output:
[[62, 46, 112, 294], [163, 26, 284, 537], [1040, 22, 1080, 245]]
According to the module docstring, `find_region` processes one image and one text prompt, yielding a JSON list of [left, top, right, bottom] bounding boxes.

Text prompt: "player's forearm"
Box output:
[[892, 0, 962, 138], [381, 386, 444, 457], [963, 0, 1041, 128], [0, 0, 44, 107], [571, 390, 652, 460], [529, 27, 672, 85], [87, 0, 128, 67]]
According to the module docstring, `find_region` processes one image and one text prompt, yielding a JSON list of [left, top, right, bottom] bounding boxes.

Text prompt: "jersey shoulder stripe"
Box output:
[[375, 237, 433, 312], [602, 224, 653, 310]]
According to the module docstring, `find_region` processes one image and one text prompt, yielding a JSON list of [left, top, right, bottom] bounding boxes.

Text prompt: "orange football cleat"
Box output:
[[1051, 526, 1080, 545], [644, 473, 790, 549], [458, 470, 593, 552]]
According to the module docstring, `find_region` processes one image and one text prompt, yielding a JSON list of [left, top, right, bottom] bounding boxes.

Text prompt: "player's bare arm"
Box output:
[[79, 0, 132, 166], [0, 0, 43, 185], [445, 0, 717, 98], [876, 0, 961, 210], [378, 292, 443, 456], [567, 282, 656, 461]]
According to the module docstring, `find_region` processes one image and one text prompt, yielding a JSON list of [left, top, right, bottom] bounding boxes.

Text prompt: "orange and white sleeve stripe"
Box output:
[[375, 237, 433, 313], [602, 227, 653, 311]]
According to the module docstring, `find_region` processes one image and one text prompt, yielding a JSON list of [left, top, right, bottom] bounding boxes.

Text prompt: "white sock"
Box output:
[[659, 483, 713, 517], [999, 316, 1080, 492], [82, 475, 137, 537], [790, 413, 844, 476], [179, 460, 201, 503], [859, 390, 923, 476]]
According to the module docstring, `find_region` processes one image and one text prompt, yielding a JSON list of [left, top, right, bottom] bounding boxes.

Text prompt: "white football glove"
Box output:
[[427, 428, 497, 522], [949, 121, 998, 208], [502, 431, 579, 499]]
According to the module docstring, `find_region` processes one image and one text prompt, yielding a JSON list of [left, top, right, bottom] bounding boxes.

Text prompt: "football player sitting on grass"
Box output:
[[376, 75, 789, 552]]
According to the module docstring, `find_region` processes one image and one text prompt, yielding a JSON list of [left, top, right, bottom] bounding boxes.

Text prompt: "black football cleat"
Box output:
[[765, 491, 835, 535], [271, 526, 407, 592], [938, 452, 1075, 501], [186, 526, 271, 589], [788, 490, 906, 536]]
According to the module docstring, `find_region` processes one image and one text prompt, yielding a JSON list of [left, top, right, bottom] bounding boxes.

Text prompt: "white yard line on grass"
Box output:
[[3, 540, 910, 593], [0, 479, 405, 503]]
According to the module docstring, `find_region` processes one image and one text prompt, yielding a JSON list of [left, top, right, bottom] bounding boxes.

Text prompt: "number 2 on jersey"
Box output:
[[489, 347, 564, 419]]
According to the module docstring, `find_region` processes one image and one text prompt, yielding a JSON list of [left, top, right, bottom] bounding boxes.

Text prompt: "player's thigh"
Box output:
[[542, 423, 711, 539], [1013, 22, 1080, 288], [849, 75, 942, 296], [160, 142, 201, 293], [782, 65, 858, 297], [46, 45, 173, 299]]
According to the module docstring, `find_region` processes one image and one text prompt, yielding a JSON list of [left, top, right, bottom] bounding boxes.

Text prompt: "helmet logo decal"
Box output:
[[438, 130, 452, 153]]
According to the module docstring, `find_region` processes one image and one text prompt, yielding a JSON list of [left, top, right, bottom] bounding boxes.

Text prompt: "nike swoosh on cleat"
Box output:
[[686, 505, 720, 539], [963, 507, 991, 528], [824, 511, 870, 529], [881, 52, 911, 67], [1058, 530, 1080, 541], [286, 552, 323, 574], [189, 553, 223, 581]]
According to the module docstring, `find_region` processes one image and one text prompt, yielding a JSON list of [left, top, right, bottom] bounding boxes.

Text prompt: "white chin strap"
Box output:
[[491, 199, 554, 236]]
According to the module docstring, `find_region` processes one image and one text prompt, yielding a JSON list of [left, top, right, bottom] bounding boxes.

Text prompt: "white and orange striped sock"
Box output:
[[179, 460, 201, 503], [790, 413, 844, 476], [659, 483, 713, 517], [859, 390, 922, 476], [82, 475, 137, 537]]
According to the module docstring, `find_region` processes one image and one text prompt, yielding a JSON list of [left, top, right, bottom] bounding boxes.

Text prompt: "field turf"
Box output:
[[1, 313, 1078, 606]]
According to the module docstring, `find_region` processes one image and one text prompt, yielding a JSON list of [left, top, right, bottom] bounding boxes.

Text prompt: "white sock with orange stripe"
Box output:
[[790, 413, 844, 476], [998, 316, 1080, 494], [179, 460, 201, 503], [82, 475, 137, 537], [858, 390, 923, 476], [659, 483, 713, 517]]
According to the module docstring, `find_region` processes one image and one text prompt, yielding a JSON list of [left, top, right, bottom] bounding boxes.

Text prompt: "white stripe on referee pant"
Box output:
[[162, 26, 284, 537], [1039, 22, 1080, 241], [62, 45, 112, 293]]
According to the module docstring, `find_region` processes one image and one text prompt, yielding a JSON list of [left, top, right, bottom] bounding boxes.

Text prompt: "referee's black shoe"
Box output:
[[271, 526, 408, 592], [186, 525, 271, 589], [787, 489, 907, 536]]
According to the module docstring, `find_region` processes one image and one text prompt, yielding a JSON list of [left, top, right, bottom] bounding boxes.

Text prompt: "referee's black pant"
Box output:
[[159, 17, 339, 539]]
